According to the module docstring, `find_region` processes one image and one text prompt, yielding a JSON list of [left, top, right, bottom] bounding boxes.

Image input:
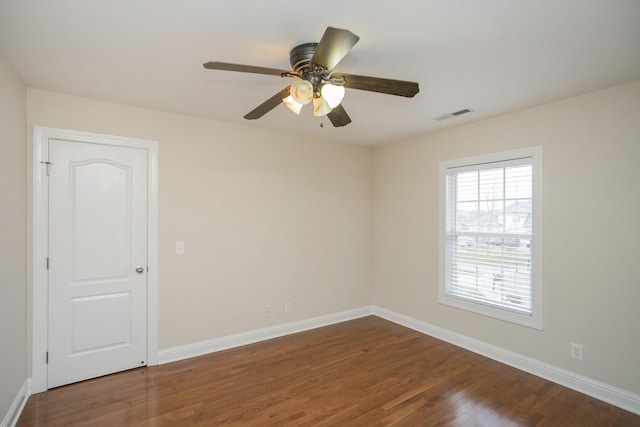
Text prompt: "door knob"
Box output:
[[135, 266, 145, 274]]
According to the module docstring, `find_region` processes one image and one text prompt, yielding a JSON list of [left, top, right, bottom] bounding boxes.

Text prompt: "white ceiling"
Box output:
[[1, 1, 639, 146]]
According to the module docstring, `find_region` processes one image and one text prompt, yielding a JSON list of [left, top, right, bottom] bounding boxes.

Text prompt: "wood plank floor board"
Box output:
[[17, 316, 640, 426]]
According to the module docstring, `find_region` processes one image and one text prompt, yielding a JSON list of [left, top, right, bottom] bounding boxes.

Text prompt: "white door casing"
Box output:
[[32, 127, 158, 392]]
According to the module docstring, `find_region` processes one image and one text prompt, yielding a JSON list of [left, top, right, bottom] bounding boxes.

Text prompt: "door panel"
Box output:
[[48, 139, 148, 388], [72, 160, 131, 281], [71, 292, 131, 355]]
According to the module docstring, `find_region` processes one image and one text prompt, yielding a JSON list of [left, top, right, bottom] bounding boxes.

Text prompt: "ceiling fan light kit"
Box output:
[[203, 26, 419, 127]]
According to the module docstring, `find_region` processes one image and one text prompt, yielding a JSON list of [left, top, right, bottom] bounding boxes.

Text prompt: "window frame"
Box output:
[[438, 146, 543, 329]]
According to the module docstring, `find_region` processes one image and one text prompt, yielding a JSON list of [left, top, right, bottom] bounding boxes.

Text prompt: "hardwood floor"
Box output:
[[18, 316, 640, 426]]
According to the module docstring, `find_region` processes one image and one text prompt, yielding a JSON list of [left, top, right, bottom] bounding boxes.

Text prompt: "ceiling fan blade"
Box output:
[[203, 61, 291, 77], [332, 73, 419, 97], [327, 104, 352, 127], [310, 27, 360, 72], [244, 86, 291, 120]]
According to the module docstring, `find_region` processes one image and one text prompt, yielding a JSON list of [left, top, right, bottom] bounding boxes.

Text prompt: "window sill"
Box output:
[[439, 293, 542, 330]]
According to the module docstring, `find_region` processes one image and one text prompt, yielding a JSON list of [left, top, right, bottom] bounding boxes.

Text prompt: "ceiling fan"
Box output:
[[203, 26, 419, 127]]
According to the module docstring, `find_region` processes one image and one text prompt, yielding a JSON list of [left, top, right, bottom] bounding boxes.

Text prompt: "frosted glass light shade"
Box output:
[[290, 79, 313, 105], [320, 83, 345, 108], [282, 95, 303, 115], [313, 96, 332, 117]]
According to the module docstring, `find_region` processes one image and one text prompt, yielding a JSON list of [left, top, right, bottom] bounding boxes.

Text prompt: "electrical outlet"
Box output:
[[264, 305, 271, 318], [570, 342, 583, 360], [284, 302, 292, 314]]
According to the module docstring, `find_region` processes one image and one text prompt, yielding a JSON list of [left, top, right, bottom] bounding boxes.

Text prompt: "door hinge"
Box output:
[[40, 160, 53, 176], [46, 352, 49, 364], [46, 257, 50, 270]]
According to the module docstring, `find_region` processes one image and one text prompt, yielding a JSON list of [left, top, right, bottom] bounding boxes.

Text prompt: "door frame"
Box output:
[[32, 126, 159, 393]]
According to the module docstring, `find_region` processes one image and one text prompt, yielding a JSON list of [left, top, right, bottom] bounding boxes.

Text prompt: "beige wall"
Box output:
[[27, 88, 373, 349], [372, 80, 640, 394], [0, 52, 27, 417]]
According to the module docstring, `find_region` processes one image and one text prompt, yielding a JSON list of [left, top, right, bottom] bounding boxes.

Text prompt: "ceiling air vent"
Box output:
[[434, 108, 473, 122]]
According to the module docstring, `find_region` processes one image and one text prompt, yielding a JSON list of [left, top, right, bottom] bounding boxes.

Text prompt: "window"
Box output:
[[439, 147, 542, 329]]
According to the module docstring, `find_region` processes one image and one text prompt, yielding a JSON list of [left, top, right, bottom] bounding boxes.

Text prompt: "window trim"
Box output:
[[438, 146, 543, 329]]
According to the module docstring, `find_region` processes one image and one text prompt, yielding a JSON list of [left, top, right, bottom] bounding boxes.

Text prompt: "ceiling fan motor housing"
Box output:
[[290, 43, 322, 86]]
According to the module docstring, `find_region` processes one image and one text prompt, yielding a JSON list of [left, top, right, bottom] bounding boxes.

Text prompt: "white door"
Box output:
[[47, 138, 148, 388]]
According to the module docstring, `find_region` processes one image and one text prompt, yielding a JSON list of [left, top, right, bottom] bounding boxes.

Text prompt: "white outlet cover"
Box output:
[[570, 342, 583, 360], [176, 241, 185, 255]]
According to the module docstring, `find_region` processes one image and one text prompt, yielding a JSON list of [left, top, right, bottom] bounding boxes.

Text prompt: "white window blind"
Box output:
[[440, 147, 541, 328]]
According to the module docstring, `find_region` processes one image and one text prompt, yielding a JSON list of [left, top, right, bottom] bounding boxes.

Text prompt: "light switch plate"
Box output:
[[176, 241, 185, 255]]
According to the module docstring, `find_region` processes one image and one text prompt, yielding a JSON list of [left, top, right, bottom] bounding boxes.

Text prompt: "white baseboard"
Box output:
[[1, 379, 31, 427], [158, 306, 374, 365], [373, 306, 640, 416]]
